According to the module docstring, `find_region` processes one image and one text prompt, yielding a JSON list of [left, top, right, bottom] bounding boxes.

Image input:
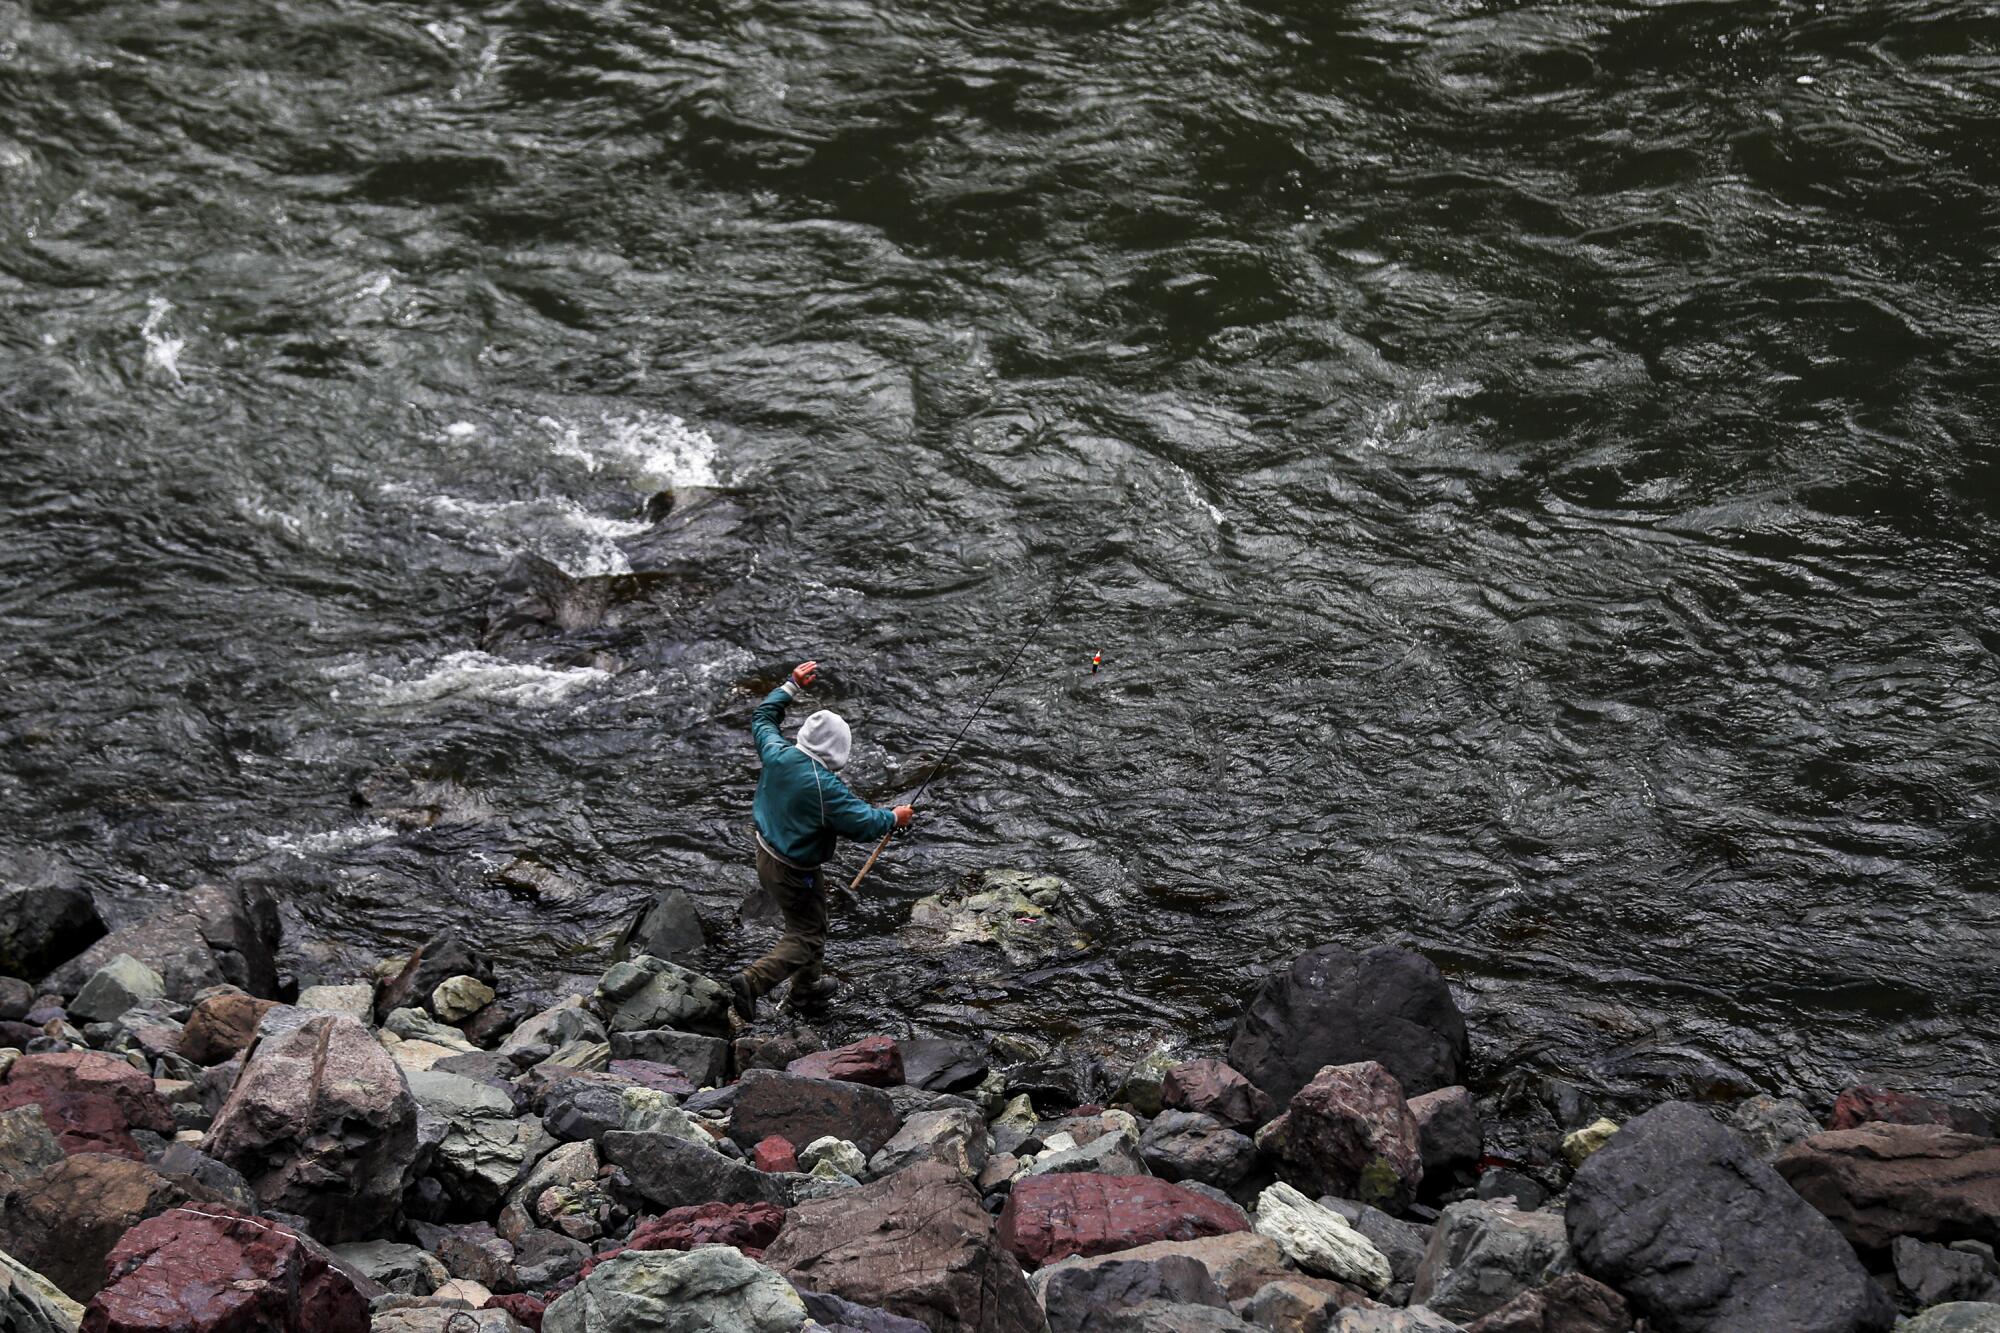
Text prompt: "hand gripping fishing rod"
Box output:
[[846, 569, 1082, 894]]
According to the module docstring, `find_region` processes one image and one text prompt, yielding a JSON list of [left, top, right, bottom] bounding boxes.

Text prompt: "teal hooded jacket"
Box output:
[[751, 684, 897, 866]]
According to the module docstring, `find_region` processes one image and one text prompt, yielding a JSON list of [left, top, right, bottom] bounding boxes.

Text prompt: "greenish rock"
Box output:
[[0, 1247, 82, 1333], [431, 975, 496, 1024], [294, 983, 374, 1024], [901, 869, 1087, 965], [0, 1108, 64, 1191], [1905, 1305, 2000, 1333], [384, 1007, 477, 1053], [541, 1246, 807, 1333], [404, 1069, 528, 1212], [620, 1087, 710, 1145], [536, 1178, 615, 1234], [499, 997, 606, 1056], [1115, 1045, 1182, 1118], [593, 957, 731, 1039], [798, 1137, 867, 1179], [510, 1139, 599, 1210], [329, 1240, 448, 1296], [69, 954, 165, 1024], [539, 1040, 610, 1073], [1561, 1118, 1619, 1167]]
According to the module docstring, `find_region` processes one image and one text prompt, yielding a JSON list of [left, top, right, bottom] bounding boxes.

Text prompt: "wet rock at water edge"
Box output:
[[593, 955, 731, 1039], [1260, 1061, 1425, 1212], [998, 1171, 1252, 1268], [375, 929, 496, 1024], [1411, 1197, 1571, 1324], [1727, 1093, 1820, 1160], [900, 868, 1088, 966], [765, 1160, 1044, 1333], [202, 1012, 420, 1242], [787, 1035, 904, 1087], [541, 1244, 805, 1333], [1567, 1101, 1893, 1332], [1830, 1085, 1993, 1137], [480, 552, 666, 660], [1228, 944, 1469, 1106], [86, 1203, 369, 1332], [899, 1037, 990, 1095], [1776, 1122, 2000, 1251], [1408, 1086, 1482, 1187], [47, 883, 280, 1002], [612, 887, 707, 967], [729, 1068, 901, 1158], [0, 880, 104, 983]]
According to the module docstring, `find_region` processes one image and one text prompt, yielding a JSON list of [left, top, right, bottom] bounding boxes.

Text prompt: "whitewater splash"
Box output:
[[140, 298, 185, 383], [344, 651, 610, 708], [542, 411, 725, 491]]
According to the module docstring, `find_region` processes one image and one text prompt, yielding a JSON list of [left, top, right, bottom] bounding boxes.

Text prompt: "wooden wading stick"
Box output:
[[848, 830, 895, 893]]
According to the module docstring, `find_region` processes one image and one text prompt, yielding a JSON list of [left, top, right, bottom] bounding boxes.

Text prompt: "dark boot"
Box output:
[[785, 974, 840, 1010], [727, 974, 757, 1022]]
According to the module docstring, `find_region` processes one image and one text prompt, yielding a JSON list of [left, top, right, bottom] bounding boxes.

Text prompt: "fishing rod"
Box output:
[[846, 563, 1089, 894]]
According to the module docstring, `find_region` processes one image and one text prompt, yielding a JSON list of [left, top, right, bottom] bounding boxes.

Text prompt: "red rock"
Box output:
[[5, 1051, 174, 1134], [178, 992, 279, 1066], [608, 1059, 697, 1098], [786, 1036, 904, 1087], [997, 1172, 1251, 1269], [1829, 1085, 1992, 1137], [82, 1202, 367, 1332], [1162, 1059, 1276, 1133], [0, 1084, 142, 1159], [487, 1293, 545, 1330], [1261, 1061, 1424, 1211], [552, 1201, 787, 1296], [753, 1135, 799, 1174], [1775, 1122, 2000, 1251]]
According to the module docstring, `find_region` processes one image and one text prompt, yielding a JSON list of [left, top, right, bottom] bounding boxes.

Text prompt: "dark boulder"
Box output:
[[480, 552, 659, 654], [542, 1079, 626, 1144], [1140, 1111, 1257, 1190], [998, 1173, 1251, 1269], [45, 883, 279, 1001], [373, 929, 495, 1023], [1162, 1059, 1277, 1133], [608, 1029, 729, 1086], [0, 976, 33, 1021], [1227, 944, 1468, 1106], [82, 1202, 368, 1332], [765, 1160, 1044, 1333], [1894, 1236, 2000, 1307], [793, 1284, 932, 1333], [0, 883, 103, 982], [1567, 1101, 1893, 1332], [1461, 1272, 1632, 1333], [1775, 1123, 2000, 1251], [600, 1130, 788, 1210], [1408, 1085, 1482, 1186], [611, 887, 706, 968], [728, 1069, 901, 1158], [900, 1038, 990, 1095], [1039, 1253, 1229, 1333]]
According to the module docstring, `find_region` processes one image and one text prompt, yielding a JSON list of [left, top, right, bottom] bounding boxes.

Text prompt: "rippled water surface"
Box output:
[[3, 0, 1998, 1119]]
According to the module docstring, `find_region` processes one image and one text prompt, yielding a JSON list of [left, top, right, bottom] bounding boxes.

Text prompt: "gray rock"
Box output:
[[368, 1308, 521, 1333], [0, 978, 34, 1022], [899, 1038, 990, 1095], [508, 1138, 598, 1211], [1028, 1132, 1150, 1178], [329, 1239, 447, 1296], [513, 1228, 590, 1288], [884, 1084, 983, 1123], [542, 1245, 807, 1333], [1141, 1111, 1257, 1190], [593, 956, 730, 1039], [1040, 1253, 1230, 1333], [1408, 1086, 1482, 1183], [403, 1068, 529, 1212], [609, 1029, 730, 1087], [384, 1007, 477, 1053], [1474, 1169, 1547, 1212], [431, 976, 495, 1024], [46, 882, 278, 1000], [409, 1220, 515, 1292], [543, 1079, 626, 1143], [868, 1108, 990, 1180], [1090, 1303, 1264, 1331], [1411, 1197, 1571, 1323], [614, 887, 706, 967], [0, 1106, 64, 1191], [1567, 1100, 1894, 1333], [294, 983, 374, 1024], [1896, 1235, 2000, 1306], [1329, 1202, 1431, 1288], [1332, 1309, 1466, 1332], [793, 1284, 932, 1333], [68, 955, 164, 1023], [601, 1129, 787, 1209], [1726, 1094, 1820, 1161], [156, 1143, 257, 1211], [1902, 1305, 2000, 1333], [499, 997, 606, 1058]]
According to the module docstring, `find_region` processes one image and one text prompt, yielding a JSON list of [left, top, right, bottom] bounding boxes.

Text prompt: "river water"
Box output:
[[3, 0, 1997, 1125]]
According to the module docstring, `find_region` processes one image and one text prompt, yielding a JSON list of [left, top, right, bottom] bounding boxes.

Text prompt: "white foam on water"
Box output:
[[392, 488, 651, 575], [140, 297, 185, 383], [1177, 469, 1227, 527], [360, 651, 610, 708], [254, 821, 398, 855], [538, 410, 725, 491]]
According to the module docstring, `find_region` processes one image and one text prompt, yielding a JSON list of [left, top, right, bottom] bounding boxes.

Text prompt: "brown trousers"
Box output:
[[738, 843, 827, 998]]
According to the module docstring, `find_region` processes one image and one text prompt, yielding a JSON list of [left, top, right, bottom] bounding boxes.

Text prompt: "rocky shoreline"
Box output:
[[0, 876, 1996, 1332]]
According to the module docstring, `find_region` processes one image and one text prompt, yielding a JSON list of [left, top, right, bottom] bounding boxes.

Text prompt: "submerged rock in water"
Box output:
[[901, 869, 1087, 966]]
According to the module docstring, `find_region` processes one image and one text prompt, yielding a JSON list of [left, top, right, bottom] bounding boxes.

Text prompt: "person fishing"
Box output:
[[728, 660, 912, 1018]]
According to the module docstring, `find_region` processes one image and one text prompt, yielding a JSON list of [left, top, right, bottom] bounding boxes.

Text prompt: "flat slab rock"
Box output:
[[998, 1172, 1252, 1269], [727, 1069, 901, 1158], [1775, 1123, 2000, 1252]]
